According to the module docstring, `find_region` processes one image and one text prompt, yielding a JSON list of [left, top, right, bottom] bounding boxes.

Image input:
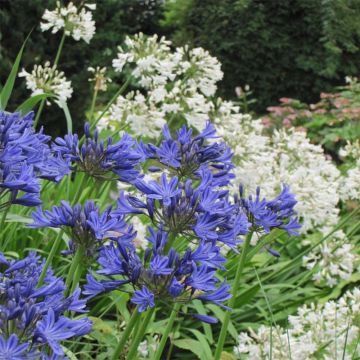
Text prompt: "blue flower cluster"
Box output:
[[81, 122, 301, 323], [236, 185, 301, 236], [84, 226, 230, 323], [0, 252, 91, 358], [0, 111, 69, 211], [116, 123, 248, 249], [147, 122, 234, 186], [52, 123, 143, 182], [30, 200, 135, 257]]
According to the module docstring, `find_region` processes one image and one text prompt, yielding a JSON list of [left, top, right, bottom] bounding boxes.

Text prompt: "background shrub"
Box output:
[[162, 0, 360, 112]]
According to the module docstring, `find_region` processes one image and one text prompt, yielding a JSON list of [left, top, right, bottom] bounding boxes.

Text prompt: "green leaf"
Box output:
[[192, 300, 214, 343], [187, 329, 213, 359], [173, 339, 207, 359], [15, 93, 53, 115], [0, 33, 30, 110]]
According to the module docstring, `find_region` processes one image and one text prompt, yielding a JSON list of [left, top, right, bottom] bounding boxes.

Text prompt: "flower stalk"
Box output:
[[214, 231, 253, 360], [33, 31, 66, 128], [126, 307, 155, 360], [111, 306, 141, 360], [154, 302, 181, 360]]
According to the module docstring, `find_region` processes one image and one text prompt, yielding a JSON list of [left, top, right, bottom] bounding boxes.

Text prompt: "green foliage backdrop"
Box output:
[[162, 0, 360, 112]]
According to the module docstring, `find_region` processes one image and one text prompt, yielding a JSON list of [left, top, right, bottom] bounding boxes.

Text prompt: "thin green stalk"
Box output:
[[69, 260, 84, 294], [54, 32, 66, 66], [91, 76, 132, 130], [72, 174, 89, 205], [89, 88, 98, 123], [214, 232, 253, 360], [65, 247, 83, 293], [0, 204, 10, 247], [34, 32, 66, 128], [126, 307, 155, 360], [154, 302, 181, 360], [33, 99, 45, 128], [111, 307, 141, 360], [0, 195, 10, 231], [37, 230, 64, 287]]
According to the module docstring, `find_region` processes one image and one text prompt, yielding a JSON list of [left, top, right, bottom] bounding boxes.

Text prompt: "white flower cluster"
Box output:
[[19, 62, 73, 107], [303, 230, 359, 287], [41, 2, 96, 43], [339, 140, 360, 202], [234, 288, 360, 359], [104, 33, 223, 136], [108, 91, 166, 138], [214, 108, 341, 234]]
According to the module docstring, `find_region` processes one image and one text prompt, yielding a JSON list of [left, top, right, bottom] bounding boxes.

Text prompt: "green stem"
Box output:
[[214, 232, 253, 360], [54, 32, 66, 66], [111, 307, 141, 360], [72, 174, 88, 205], [154, 303, 181, 360], [89, 89, 98, 123], [0, 196, 10, 231], [0, 201, 10, 247], [37, 230, 64, 287], [33, 99, 45, 129], [126, 307, 155, 360], [69, 260, 83, 294], [34, 32, 66, 129], [65, 247, 83, 293]]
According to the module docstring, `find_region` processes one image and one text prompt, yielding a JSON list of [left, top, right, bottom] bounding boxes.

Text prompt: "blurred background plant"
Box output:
[[262, 77, 360, 159]]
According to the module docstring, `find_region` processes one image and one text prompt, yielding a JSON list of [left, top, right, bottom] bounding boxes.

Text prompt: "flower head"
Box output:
[[41, 2, 96, 43], [0, 252, 91, 357], [85, 226, 229, 322], [88, 66, 112, 92], [30, 200, 135, 258], [0, 111, 68, 212], [52, 123, 143, 183], [19, 62, 73, 107], [236, 185, 300, 237]]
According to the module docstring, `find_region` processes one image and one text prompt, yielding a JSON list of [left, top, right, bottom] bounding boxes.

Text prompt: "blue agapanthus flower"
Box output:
[[0, 252, 91, 358], [29, 200, 136, 258], [116, 168, 249, 248], [52, 123, 143, 183], [0, 111, 70, 211], [84, 226, 230, 323], [146, 122, 234, 187], [236, 185, 301, 236]]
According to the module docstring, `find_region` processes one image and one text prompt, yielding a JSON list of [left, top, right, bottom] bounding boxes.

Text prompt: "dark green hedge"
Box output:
[[162, 0, 360, 112], [0, 0, 163, 136]]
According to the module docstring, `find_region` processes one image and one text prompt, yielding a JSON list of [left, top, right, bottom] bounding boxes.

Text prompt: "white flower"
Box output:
[[234, 288, 360, 359], [41, 2, 96, 43], [112, 33, 222, 97], [303, 231, 358, 287], [339, 141, 360, 201], [19, 62, 73, 107], [88, 66, 112, 92], [131, 217, 148, 250], [138, 340, 149, 358], [340, 164, 360, 201], [108, 91, 166, 138]]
